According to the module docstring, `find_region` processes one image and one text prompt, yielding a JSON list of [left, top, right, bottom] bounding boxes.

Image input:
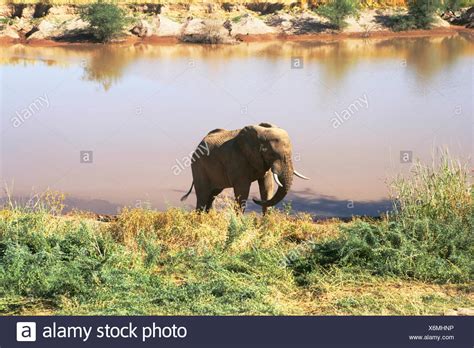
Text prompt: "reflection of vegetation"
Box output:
[[374, 35, 471, 85], [1, 34, 472, 91], [82, 46, 133, 90]]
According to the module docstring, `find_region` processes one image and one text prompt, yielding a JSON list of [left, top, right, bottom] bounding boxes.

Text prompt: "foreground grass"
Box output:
[[0, 208, 472, 315], [0, 154, 472, 315]]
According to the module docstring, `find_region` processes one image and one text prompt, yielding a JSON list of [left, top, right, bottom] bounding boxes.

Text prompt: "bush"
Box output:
[[444, 0, 461, 11], [316, 0, 359, 30], [407, 0, 441, 28], [390, 152, 471, 224], [385, 14, 417, 31], [290, 154, 473, 284], [385, 0, 441, 31], [80, 1, 128, 42]]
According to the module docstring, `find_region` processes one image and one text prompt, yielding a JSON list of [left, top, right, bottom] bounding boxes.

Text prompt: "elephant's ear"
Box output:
[[237, 126, 267, 173]]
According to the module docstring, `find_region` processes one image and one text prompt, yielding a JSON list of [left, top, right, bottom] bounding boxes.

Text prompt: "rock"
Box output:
[[431, 15, 451, 28], [0, 5, 12, 17], [0, 27, 20, 40], [20, 5, 35, 19], [48, 5, 77, 16], [231, 14, 276, 36], [156, 15, 183, 36], [447, 6, 474, 27], [131, 18, 156, 37], [461, 6, 474, 28], [11, 17, 34, 33], [27, 19, 57, 40], [183, 18, 206, 35], [181, 18, 231, 44], [63, 18, 88, 32], [265, 13, 294, 33], [288, 13, 332, 34]]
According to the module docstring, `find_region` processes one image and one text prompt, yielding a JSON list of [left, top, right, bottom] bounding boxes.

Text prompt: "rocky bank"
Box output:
[[0, 2, 472, 44]]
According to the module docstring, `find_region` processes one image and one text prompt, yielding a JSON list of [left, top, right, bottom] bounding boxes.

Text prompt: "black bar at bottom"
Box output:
[[1, 316, 472, 347]]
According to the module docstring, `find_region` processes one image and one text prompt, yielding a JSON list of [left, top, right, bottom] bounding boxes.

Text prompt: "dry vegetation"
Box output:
[[0, 0, 412, 8], [0, 153, 472, 315]]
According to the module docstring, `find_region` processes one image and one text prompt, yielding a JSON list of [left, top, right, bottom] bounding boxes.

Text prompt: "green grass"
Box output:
[[0, 153, 472, 315]]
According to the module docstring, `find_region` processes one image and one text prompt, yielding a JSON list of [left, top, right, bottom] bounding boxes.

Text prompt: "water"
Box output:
[[1, 33, 472, 217]]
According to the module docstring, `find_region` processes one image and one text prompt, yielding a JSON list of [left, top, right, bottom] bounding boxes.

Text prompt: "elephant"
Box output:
[[180, 123, 309, 213]]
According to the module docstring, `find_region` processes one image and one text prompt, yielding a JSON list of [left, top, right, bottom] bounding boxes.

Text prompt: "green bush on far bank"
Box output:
[[387, 0, 442, 31], [80, 1, 129, 42], [315, 0, 359, 29]]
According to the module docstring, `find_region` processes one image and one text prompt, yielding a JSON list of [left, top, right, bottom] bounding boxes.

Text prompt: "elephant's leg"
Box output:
[[233, 181, 251, 212], [205, 188, 223, 212], [258, 170, 274, 215], [194, 178, 211, 211]]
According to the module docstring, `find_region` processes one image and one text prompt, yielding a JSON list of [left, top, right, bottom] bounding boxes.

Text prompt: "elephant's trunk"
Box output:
[[254, 157, 293, 208]]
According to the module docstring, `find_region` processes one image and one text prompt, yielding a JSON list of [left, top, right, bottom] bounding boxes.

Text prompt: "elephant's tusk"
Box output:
[[293, 170, 310, 180], [273, 173, 284, 187]]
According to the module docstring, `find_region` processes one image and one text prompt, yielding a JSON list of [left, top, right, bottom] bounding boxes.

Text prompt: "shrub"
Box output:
[[390, 152, 471, 224], [316, 0, 359, 29], [385, 14, 417, 31], [385, 0, 441, 31], [290, 154, 473, 284], [80, 1, 128, 42], [444, 0, 461, 11], [407, 0, 441, 28]]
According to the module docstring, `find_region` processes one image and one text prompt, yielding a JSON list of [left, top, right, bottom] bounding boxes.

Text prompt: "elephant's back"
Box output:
[[203, 129, 239, 148]]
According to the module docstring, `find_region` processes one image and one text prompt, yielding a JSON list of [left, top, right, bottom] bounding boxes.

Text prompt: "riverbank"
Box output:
[[0, 206, 472, 315], [0, 2, 473, 45]]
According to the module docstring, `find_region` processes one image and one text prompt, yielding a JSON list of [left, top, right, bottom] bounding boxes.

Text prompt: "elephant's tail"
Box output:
[[180, 182, 194, 202]]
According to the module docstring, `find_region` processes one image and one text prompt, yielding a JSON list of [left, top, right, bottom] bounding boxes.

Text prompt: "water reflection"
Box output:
[[1, 34, 472, 216], [1, 33, 472, 90]]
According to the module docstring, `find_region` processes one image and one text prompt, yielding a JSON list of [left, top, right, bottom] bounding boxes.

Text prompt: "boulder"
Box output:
[[0, 4, 12, 17], [182, 18, 206, 35], [265, 13, 293, 32], [445, 6, 474, 27], [27, 19, 57, 40], [12, 17, 34, 33], [181, 18, 230, 44], [0, 27, 20, 40], [48, 5, 78, 16], [156, 15, 183, 36], [431, 15, 451, 28], [231, 13, 276, 36], [63, 18, 89, 32], [131, 19, 155, 37]]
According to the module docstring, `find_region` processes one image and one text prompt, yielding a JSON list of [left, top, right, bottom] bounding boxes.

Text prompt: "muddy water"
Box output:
[[1, 34, 472, 217]]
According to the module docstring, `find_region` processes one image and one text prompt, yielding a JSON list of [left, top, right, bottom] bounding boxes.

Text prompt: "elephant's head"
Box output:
[[237, 123, 309, 208]]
